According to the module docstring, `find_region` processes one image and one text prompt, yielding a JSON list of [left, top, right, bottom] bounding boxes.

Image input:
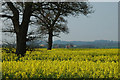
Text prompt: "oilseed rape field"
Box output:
[[1, 48, 120, 79]]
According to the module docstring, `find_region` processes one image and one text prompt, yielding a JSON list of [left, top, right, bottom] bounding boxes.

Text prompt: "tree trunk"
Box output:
[[16, 31, 26, 56], [15, 2, 32, 56], [47, 31, 53, 50]]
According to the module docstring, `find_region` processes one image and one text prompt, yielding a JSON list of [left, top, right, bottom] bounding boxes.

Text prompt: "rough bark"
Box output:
[[6, 2, 20, 33], [47, 30, 53, 50], [16, 31, 26, 56], [47, 11, 61, 50], [15, 3, 32, 56], [4, 2, 33, 56]]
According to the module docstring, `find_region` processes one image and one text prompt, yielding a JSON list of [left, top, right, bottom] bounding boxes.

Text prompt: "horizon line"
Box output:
[[53, 39, 119, 42]]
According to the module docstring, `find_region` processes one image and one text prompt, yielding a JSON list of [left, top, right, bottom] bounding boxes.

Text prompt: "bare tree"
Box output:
[[32, 2, 93, 50], [1, 2, 93, 56], [1, 1, 33, 56]]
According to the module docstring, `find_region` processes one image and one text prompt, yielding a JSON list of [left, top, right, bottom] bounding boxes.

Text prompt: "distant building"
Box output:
[[66, 44, 73, 48], [40, 44, 45, 47]]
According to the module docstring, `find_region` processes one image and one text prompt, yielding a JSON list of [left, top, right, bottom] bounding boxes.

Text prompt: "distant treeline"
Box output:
[[2, 40, 119, 49]]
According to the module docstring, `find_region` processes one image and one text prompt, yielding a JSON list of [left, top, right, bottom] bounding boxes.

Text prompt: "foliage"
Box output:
[[2, 48, 120, 79], [2, 48, 15, 53]]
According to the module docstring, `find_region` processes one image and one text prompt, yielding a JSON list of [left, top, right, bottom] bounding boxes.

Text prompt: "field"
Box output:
[[1, 48, 120, 79]]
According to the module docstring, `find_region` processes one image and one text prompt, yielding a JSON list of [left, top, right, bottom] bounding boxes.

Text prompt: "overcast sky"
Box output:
[[54, 2, 118, 41], [2, 2, 118, 43]]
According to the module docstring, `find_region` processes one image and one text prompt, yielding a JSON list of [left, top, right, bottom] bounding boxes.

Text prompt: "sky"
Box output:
[[2, 2, 118, 43], [54, 2, 118, 41]]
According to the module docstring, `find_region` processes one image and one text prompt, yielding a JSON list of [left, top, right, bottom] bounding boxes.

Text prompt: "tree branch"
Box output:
[[5, 1, 20, 33], [6, 2, 19, 16], [2, 28, 15, 33], [21, 2, 33, 30], [31, 14, 49, 28], [0, 14, 13, 19], [51, 9, 61, 28]]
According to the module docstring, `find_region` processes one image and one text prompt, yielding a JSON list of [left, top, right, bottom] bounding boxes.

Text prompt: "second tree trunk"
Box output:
[[47, 31, 53, 50]]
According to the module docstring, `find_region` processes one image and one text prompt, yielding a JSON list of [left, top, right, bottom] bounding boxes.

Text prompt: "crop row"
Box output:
[[2, 60, 119, 78]]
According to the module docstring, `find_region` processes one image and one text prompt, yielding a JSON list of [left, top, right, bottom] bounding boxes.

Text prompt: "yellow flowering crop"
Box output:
[[2, 48, 120, 79]]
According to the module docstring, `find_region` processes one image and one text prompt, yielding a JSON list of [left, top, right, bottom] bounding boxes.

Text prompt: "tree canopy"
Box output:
[[31, 2, 93, 50], [1, 1, 93, 56]]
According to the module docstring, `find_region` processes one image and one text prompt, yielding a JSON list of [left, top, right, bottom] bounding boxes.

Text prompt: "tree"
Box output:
[[32, 2, 93, 50], [1, 1, 33, 56], [1, 1, 93, 56]]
